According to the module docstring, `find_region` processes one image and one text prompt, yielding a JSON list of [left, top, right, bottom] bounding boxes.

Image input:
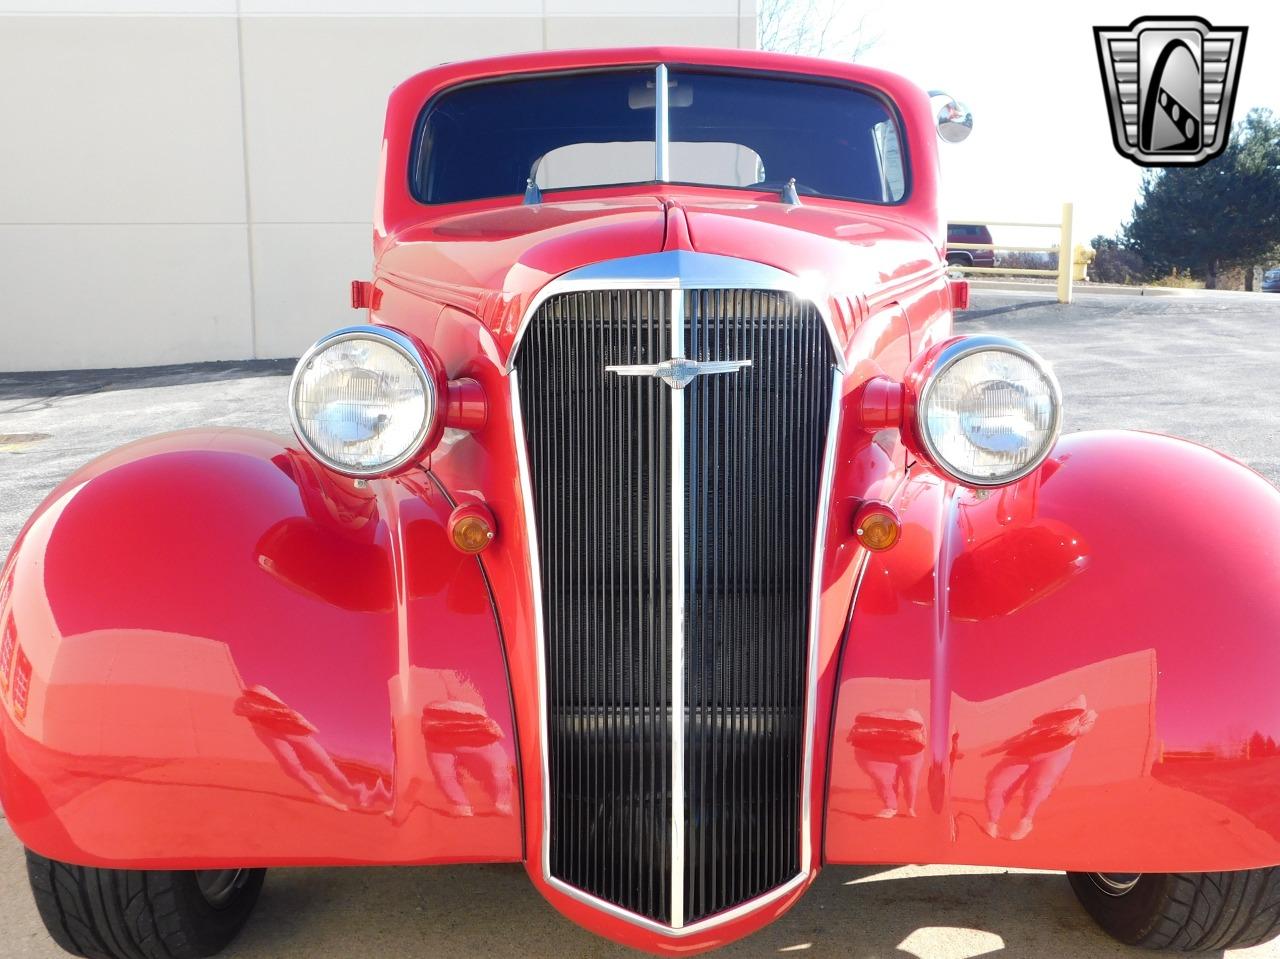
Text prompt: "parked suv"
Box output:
[[946, 222, 995, 268], [1263, 268, 1280, 292]]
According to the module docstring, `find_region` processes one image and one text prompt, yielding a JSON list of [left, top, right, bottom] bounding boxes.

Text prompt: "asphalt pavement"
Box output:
[[1, 289, 1279, 958], [955, 287, 1280, 485], [0, 832, 1238, 959]]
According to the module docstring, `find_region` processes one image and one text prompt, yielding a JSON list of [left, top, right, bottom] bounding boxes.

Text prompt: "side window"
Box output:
[[872, 120, 906, 202]]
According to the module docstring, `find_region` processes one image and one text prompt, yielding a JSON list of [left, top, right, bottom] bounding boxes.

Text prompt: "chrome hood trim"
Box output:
[[505, 250, 846, 373]]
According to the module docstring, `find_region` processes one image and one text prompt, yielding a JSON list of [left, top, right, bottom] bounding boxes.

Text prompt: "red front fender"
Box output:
[[826, 430, 1280, 872], [0, 429, 521, 868]]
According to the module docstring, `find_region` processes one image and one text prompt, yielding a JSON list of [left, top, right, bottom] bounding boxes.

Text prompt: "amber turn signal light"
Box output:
[[853, 500, 901, 551], [448, 503, 496, 554]]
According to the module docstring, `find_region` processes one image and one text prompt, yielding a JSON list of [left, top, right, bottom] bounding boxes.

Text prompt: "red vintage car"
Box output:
[[3, 46, 1280, 959]]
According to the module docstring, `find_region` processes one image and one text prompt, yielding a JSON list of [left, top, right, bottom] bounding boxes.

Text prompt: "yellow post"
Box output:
[[1057, 202, 1074, 304]]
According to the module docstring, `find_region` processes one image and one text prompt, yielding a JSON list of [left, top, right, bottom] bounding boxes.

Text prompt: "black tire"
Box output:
[[946, 252, 973, 266], [25, 849, 265, 959], [1068, 869, 1280, 951]]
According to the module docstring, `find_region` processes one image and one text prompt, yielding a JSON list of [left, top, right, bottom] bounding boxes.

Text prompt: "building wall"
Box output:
[[0, 1, 758, 372]]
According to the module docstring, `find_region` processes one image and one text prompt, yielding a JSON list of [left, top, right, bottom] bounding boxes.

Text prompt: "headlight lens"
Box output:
[[290, 328, 436, 476], [918, 339, 1061, 486]]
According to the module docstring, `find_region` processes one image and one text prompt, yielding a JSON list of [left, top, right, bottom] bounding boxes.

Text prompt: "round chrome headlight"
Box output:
[[915, 336, 1062, 487], [289, 326, 438, 476]]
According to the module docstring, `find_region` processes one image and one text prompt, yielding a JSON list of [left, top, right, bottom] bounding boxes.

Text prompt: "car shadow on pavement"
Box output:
[[956, 301, 1069, 324], [227, 863, 1231, 959], [0, 359, 292, 408]]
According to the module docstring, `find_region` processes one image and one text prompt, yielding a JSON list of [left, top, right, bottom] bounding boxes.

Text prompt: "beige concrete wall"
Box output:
[[0, 1, 756, 372]]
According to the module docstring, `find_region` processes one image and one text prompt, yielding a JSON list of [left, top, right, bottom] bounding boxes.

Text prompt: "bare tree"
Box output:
[[757, 0, 880, 60]]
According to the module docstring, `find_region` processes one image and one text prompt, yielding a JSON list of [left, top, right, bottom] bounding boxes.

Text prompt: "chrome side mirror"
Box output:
[[929, 91, 973, 143]]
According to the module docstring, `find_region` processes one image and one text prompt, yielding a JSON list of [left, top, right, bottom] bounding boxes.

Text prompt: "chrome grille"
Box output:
[[516, 286, 834, 926]]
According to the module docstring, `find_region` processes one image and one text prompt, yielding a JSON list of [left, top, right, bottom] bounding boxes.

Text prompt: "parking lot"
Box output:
[[2, 288, 1280, 958]]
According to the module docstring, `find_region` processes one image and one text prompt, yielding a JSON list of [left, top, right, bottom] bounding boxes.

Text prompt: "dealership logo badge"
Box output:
[[1094, 16, 1247, 167]]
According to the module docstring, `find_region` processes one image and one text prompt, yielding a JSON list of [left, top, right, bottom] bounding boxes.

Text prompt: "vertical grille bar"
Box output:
[[668, 288, 687, 929], [516, 285, 833, 926]]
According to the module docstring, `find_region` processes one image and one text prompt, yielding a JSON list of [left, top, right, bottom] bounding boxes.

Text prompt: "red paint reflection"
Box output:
[[391, 667, 515, 823], [423, 699, 513, 817], [849, 708, 925, 818], [255, 519, 393, 613], [981, 695, 1097, 840], [234, 685, 388, 812], [1, 612, 17, 694]]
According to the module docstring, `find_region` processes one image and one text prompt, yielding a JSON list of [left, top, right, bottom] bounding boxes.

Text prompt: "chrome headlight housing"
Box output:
[[913, 335, 1062, 487], [289, 326, 440, 477]]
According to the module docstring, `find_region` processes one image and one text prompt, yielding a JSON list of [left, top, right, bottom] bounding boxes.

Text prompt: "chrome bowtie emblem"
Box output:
[[1094, 16, 1247, 167], [605, 357, 752, 390]]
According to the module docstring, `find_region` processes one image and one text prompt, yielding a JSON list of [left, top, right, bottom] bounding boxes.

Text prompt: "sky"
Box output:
[[828, 0, 1280, 247]]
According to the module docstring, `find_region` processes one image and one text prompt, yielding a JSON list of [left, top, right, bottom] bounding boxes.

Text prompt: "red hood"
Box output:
[[374, 191, 941, 363], [375, 197, 667, 318], [679, 196, 939, 299]]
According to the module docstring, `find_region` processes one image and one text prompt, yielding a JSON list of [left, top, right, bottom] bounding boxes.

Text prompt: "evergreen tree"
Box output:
[[1123, 109, 1280, 287]]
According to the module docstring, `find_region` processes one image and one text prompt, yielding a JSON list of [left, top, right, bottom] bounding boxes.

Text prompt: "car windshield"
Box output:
[[412, 67, 906, 206]]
